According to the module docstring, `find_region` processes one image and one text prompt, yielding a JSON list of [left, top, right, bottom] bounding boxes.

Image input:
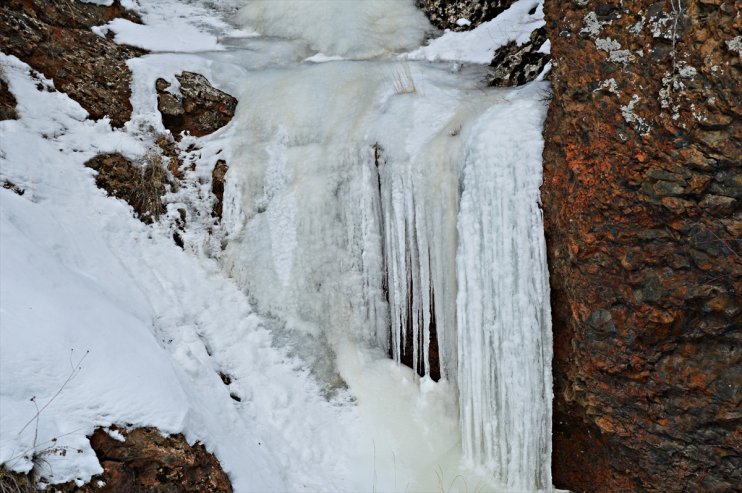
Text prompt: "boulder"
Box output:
[[156, 73, 238, 139]]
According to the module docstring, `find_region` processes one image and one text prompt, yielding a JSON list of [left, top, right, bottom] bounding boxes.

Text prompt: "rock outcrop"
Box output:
[[542, 1, 741, 491], [488, 26, 550, 86], [5, 427, 232, 492], [416, 0, 515, 30], [0, 0, 145, 127], [156, 73, 238, 139]]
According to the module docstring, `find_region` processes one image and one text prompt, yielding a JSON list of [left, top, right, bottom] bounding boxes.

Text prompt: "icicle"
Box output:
[[456, 96, 553, 490]]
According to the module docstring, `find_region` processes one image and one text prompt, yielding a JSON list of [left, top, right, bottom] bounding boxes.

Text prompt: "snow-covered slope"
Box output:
[[0, 52, 364, 492]]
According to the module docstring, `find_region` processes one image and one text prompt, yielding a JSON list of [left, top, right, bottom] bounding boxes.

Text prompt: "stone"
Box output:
[[52, 427, 233, 492], [211, 160, 229, 220], [156, 72, 238, 139], [84, 153, 170, 224], [0, 77, 18, 120]]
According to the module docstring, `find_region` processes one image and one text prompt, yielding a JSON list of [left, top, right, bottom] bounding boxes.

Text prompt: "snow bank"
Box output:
[[406, 0, 545, 64], [96, 0, 256, 53]]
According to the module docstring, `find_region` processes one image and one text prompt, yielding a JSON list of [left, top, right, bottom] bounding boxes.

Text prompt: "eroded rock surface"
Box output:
[[416, 0, 515, 30], [156, 73, 238, 139], [0, 0, 145, 127], [543, 1, 741, 491]]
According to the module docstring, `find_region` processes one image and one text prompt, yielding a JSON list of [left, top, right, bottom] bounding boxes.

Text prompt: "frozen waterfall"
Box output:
[[216, 0, 553, 490]]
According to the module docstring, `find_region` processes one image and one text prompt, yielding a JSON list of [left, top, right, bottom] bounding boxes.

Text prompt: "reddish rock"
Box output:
[[49, 427, 232, 492], [542, 1, 741, 491], [0, 0, 145, 127], [156, 73, 238, 139]]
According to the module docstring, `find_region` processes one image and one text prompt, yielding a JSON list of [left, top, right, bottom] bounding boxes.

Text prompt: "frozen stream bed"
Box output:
[[0, 0, 552, 491]]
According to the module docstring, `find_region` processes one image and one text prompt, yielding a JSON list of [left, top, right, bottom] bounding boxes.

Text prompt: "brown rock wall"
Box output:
[[0, 0, 145, 127], [543, 1, 741, 491]]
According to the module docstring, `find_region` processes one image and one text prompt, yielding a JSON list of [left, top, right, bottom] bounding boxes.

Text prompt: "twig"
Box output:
[[18, 350, 89, 436]]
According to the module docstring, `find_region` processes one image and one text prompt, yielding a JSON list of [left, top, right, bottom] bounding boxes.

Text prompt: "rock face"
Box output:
[[542, 1, 741, 492], [0, 0, 145, 127], [156, 73, 238, 139], [416, 0, 515, 30]]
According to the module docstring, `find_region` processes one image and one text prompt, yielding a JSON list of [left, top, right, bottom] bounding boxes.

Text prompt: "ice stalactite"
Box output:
[[362, 139, 458, 382]]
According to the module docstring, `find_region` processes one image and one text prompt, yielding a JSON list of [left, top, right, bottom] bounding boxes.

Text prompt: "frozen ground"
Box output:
[[0, 1, 552, 491]]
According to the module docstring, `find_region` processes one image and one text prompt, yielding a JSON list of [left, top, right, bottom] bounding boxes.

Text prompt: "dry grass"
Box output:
[[135, 151, 169, 222], [391, 63, 417, 96], [0, 468, 36, 493]]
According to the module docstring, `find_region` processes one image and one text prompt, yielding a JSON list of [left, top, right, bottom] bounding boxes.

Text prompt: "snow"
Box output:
[[239, 0, 431, 59], [98, 0, 256, 52], [405, 0, 545, 64], [0, 53, 361, 492], [1, 0, 554, 491]]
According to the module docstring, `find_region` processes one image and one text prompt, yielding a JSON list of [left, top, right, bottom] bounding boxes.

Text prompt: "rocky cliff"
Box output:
[[542, 1, 741, 491]]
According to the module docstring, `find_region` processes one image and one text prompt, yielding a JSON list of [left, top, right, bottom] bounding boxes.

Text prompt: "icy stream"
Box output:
[[218, 0, 553, 490], [0, 0, 552, 491]]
